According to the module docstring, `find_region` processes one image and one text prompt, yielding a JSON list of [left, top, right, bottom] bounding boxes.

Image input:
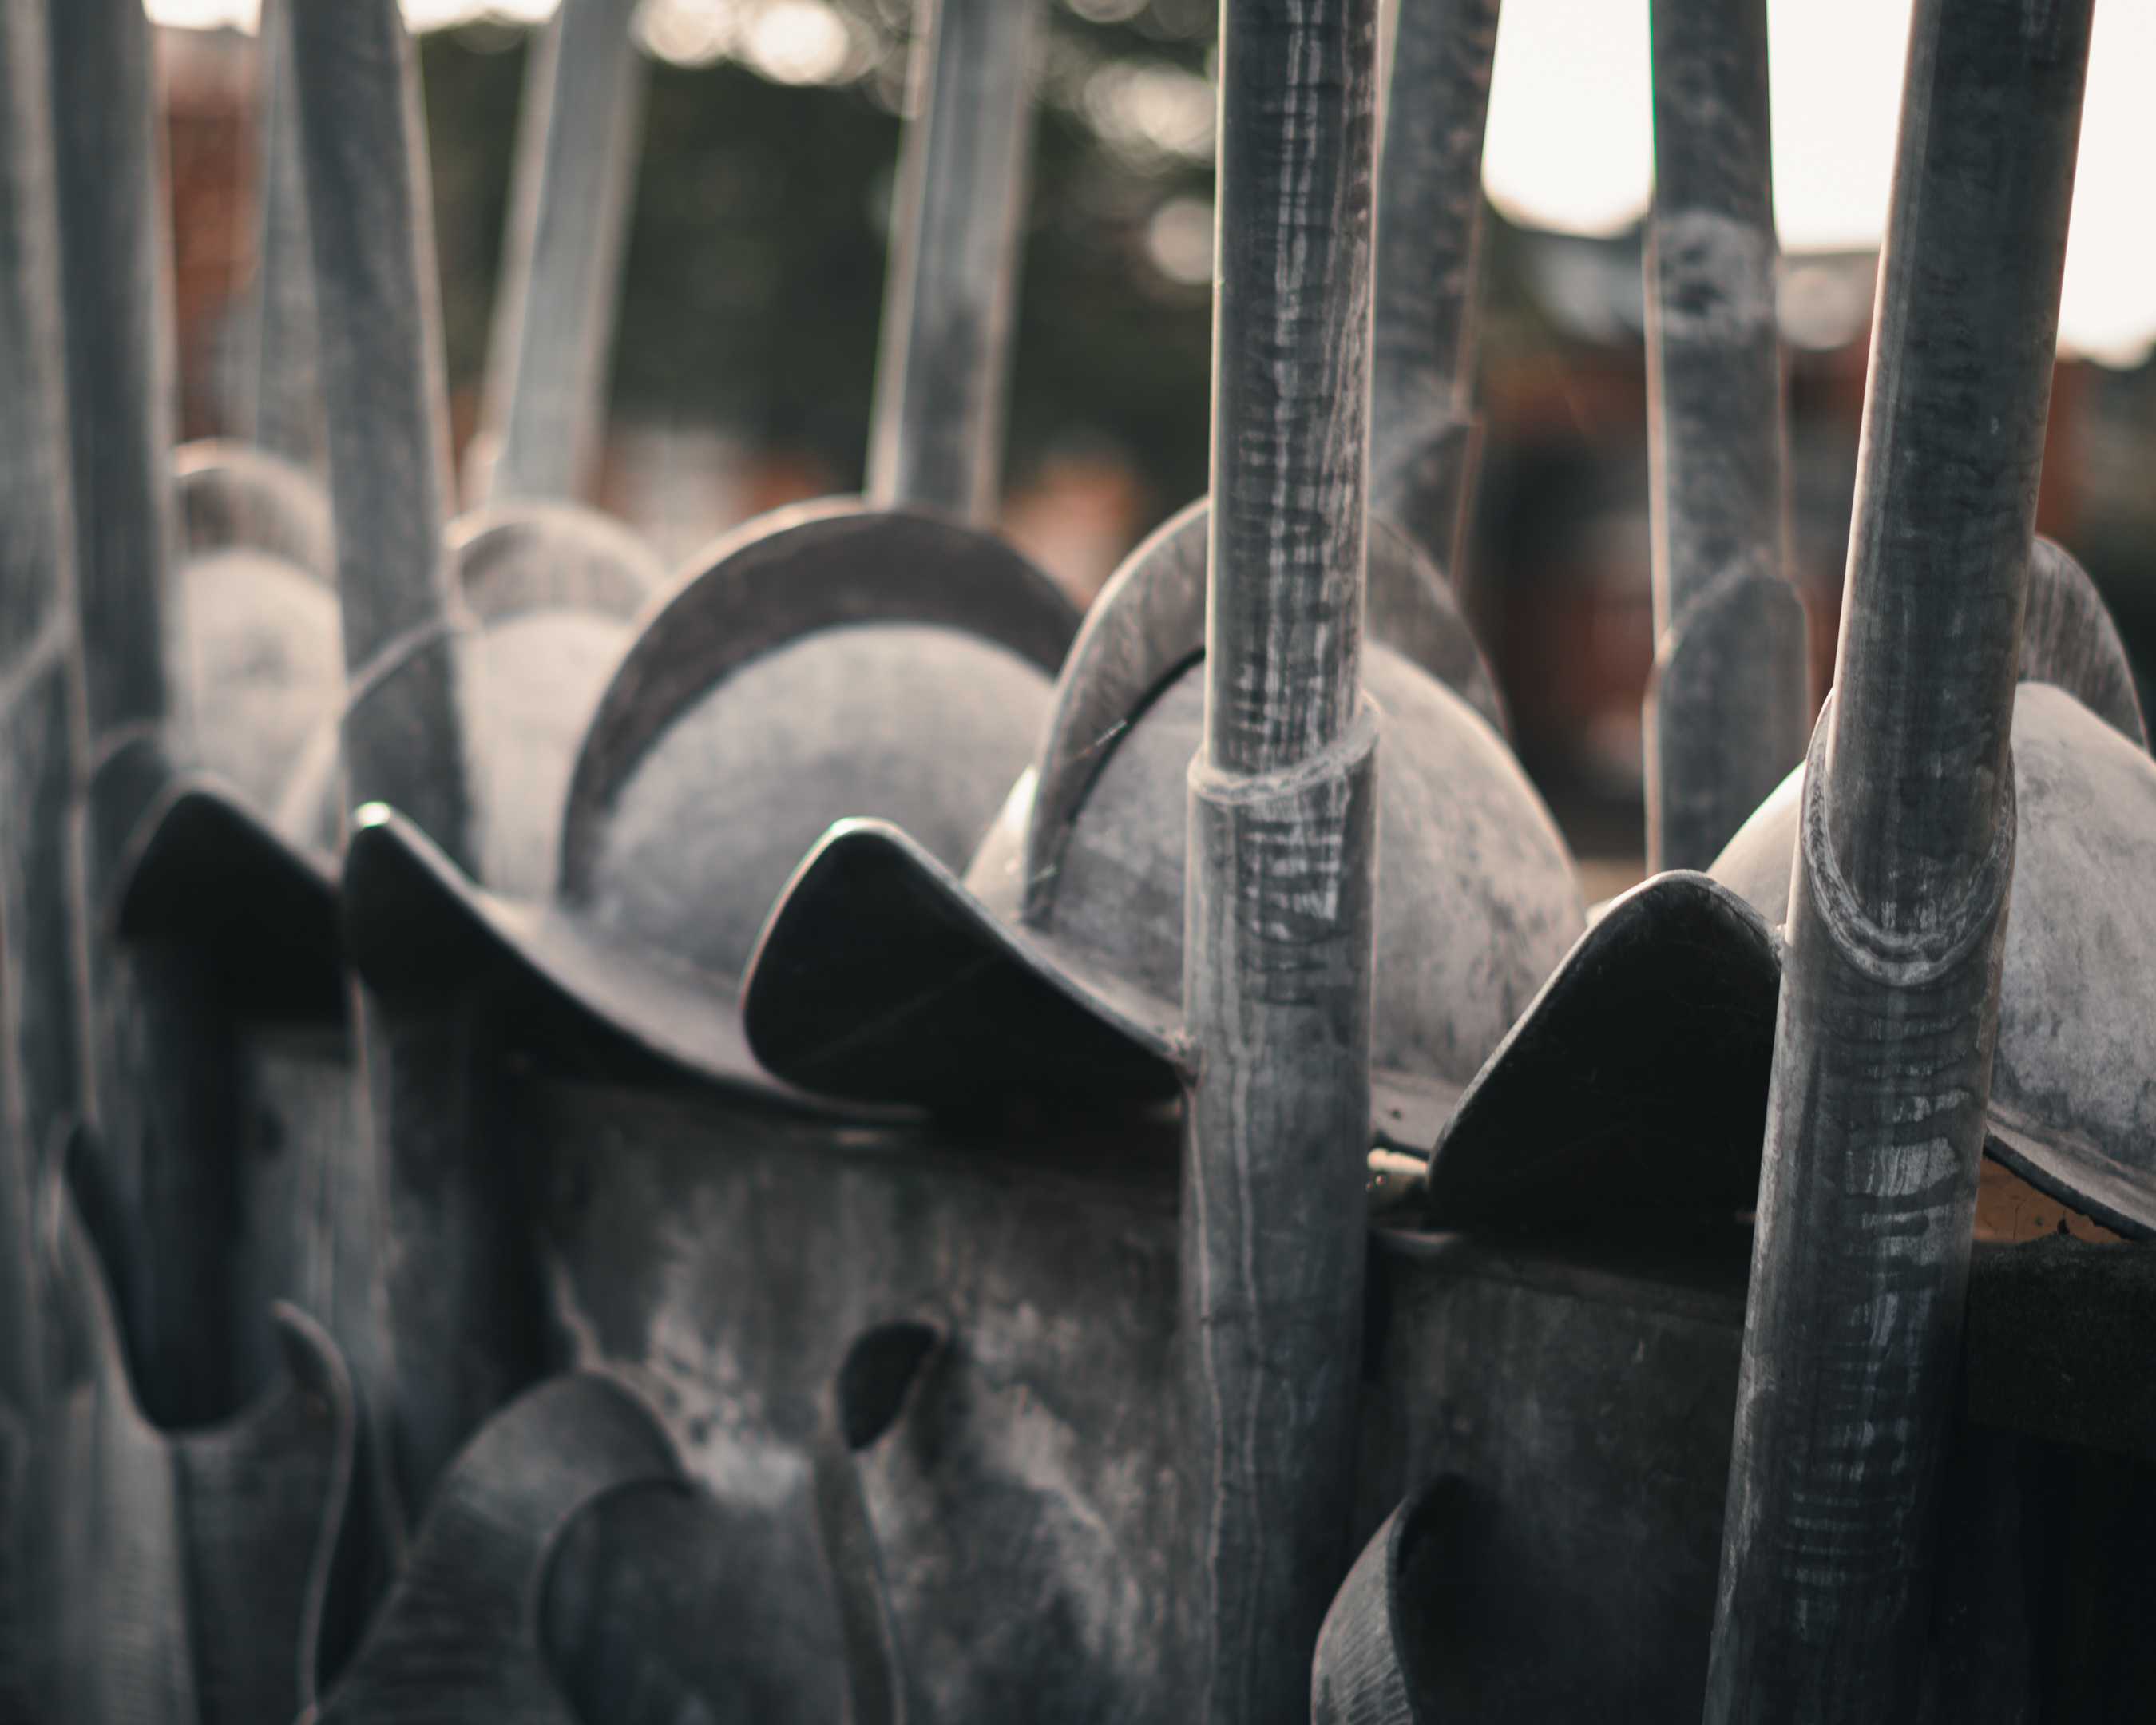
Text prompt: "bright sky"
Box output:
[[1484, 0, 2156, 364], [149, 0, 2156, 362]]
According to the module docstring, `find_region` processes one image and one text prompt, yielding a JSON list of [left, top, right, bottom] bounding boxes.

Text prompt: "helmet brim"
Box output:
[[742, 818, 1464, 1146], [343, 808, 874, 1118], [114, 775, 345, 1021], [1424, 871, 1784, 1233]]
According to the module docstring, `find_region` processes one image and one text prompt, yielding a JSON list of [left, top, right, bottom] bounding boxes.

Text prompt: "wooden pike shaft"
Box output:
[[1369, 0, 1499, 584], [49, 0, 178, 885], [1642, 0, 1806, 872], [1705, 1, 2091, 1718], [865, 0, 1042, 521], [1181, 0, 1379, 1716], [289, 0, 478, 874], [474, 0, 648, 505], [0, 0, 82, 1423], [228, 0, 324, 471], [50, 0, 257, 1429]]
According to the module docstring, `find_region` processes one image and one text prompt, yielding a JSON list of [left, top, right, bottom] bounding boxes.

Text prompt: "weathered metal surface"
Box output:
[[175, 438, 337, 582], [312, 1372, 684, 1724], [26, 1158, 357, 1725], [520, 1075, 1182, 1723], [1710, 683, 2156, 1239], [449, 499, 665, 899], [866, 0, 1043, 519], [1965, 1238, 2156, 1467], [224, 0, 324, 473], [1641, 0, 1808, 872], [1331, 1226, 2156, 1724], [740, 514, 1581, 1147], [1422, 870, 1781, 1232], [814, 1321, 944, 1725], [470, 0, 648, 506], [339, 497, 1069, 1509], [2018, 536, 2147, 748], [1018, 499, 1508, 902], [343, 501, 1072, 1095], [1369, 0, 1500, 583], [1705, 2, 2093, 1717]]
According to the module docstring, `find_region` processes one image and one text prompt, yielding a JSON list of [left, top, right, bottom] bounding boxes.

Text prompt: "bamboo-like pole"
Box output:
[[47, 0, 255, 1426], [291, 0, 500, 1521], [288, 0, 478, 871], [1705, 2, 2091, 1717], [227, 0, 323, 470], [1641, 0, 1807, 872], [48, 0, 180, 889], [0, 0, 82, 1430], [1369, 0, 1499, 584], [470, 0, 648, 505], [863, 0, 1043, 521], [1179, 0, 1381, 1715]]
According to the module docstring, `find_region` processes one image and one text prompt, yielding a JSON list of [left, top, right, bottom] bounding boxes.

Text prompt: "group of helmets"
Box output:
[[3, 0, 2147, 1718]]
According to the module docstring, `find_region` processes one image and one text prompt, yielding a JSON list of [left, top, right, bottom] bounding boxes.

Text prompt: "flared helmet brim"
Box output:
[[1423, 871, 1784, 1233], [343, 807, 870, 1116], [115, 775, 345, 1021], [743, 819, 1464, 1145]]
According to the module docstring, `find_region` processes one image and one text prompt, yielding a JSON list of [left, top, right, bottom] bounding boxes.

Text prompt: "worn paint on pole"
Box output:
[[0, 0, 82, 1433], [1704, 1, 2091, 1719], [864, 0, 1043, 521], [470, 0, 648, 506], [292, 0, 525, 1524], [1181, 0, 1380, 1716], [289, 0, 478, 870], [228, 0, 324, 471], [1641, 0, 1807, 873], [48, 0, 261, 1428], [49, 0, 180, 888], [1369, 0, 1499, 585]]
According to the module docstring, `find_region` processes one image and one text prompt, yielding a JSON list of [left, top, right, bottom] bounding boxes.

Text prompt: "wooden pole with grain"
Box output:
[[1369, 0, 1500, 585], [864, 0, 1044, 521], [1641, 0, 1808, 872], [1180, 0, 1381, 1715], [1705, 1, 2092, 1717], [469, 0, 648, 506]]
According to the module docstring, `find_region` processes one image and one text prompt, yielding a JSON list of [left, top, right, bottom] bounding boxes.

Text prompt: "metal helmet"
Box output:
[[742, 498, 1585, 1148], [343, 498, 1080, 1093], [1423, 540, 2154, 1236]]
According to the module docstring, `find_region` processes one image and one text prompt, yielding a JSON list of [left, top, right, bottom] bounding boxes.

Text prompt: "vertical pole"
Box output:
[[1704, 2, 2091, 1719], [49, 0, 252, 1427], [1180, 0, 1380, 1715], [48, 0, 180, 895], [0, 0, 81, 1432], [863, 0, 1043, 522], [469, 0, 648, 506], [1369, 0, 1500, 585], [292, 0, 513, 1525], [288, 0, 478, 871], [228, 0, 324, 470], [1641, 0, 1807, 873]]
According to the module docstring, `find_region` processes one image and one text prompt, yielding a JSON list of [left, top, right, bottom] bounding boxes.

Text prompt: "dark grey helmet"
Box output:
[[343, 498, 1079, 1094], [1422, 541, 2156, 1237], [742, 498, 1585, 1148]]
